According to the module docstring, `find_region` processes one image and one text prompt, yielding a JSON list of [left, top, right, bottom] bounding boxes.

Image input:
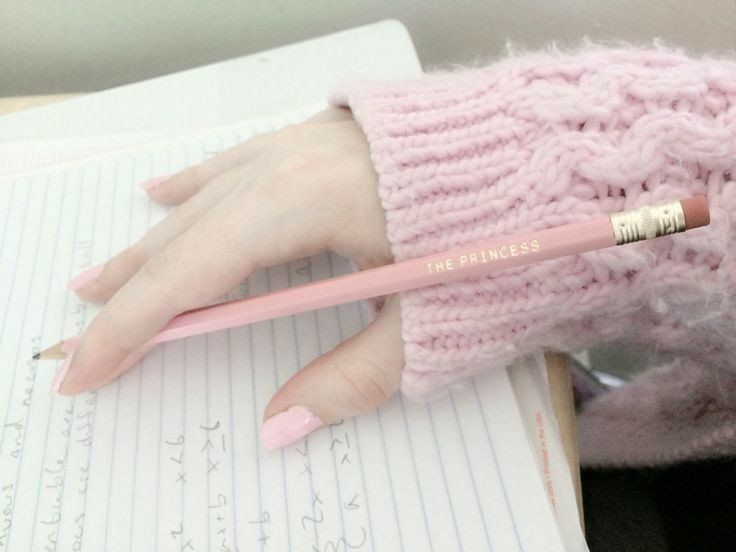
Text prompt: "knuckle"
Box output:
[[82, 314, 132, 364], [251, 149, 325, 212], [138, 256, 164, 290], [173, 163, 208, 190], [104, 245, 148, 281], [330, 356, 398, 414], [247, 181, 287, 229], [137, 252, 186, 313], [121, 244, 149, 268], [267, 128, 331, 184], [271, 149, 321, 184], [166, 198, 203, 231]]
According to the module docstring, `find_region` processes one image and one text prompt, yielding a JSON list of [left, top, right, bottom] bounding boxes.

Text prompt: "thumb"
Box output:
[[260, 294, 404, 450]]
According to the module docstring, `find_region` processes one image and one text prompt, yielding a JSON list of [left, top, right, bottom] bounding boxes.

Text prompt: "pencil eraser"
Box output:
[[680, 196, 710, 230]]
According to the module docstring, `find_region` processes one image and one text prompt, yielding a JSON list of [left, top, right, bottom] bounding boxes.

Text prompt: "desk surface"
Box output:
[[0, 94, 79, 115]]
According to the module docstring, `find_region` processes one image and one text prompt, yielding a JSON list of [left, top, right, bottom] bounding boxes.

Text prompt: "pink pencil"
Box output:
[[37, 197, 710, 360]]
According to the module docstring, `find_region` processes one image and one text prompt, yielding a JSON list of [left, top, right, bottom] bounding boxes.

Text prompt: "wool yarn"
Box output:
[[329, 45, 736, 465]]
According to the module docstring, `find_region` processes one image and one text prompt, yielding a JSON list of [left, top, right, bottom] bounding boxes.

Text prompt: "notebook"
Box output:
[[0, 20, 587, 551], [0, 20, 421, 142]]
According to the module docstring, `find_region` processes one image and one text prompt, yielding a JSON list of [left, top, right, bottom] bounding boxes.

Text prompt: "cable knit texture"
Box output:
[[329, 45, 736, 466]]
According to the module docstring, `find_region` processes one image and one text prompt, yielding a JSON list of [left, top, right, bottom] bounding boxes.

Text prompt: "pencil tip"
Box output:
[[35, 341, 69, 361]]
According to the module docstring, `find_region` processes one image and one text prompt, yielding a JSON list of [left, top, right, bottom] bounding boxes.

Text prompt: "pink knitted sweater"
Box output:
[[328, 46, 736, 467]]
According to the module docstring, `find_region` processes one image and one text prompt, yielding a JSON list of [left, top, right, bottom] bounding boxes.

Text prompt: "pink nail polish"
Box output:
[[260, 406, 324, 450], [67, 264, 104, 292], [50, 354, 73, 395], [138, 175, 169, 191]]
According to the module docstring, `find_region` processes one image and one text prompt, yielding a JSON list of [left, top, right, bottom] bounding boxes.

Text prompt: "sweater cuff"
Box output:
[[328, 47, 736, 402]]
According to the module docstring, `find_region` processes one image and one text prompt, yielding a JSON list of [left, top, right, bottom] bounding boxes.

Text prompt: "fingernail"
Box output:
[[67, 264, 104, 292], [260, 406, 324, 450], [139, 175, 169, 191], [50, 353, 73, 395]]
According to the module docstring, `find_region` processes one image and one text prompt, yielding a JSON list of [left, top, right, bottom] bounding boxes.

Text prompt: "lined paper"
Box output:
[[0, 109, 571, 552], [0, 130, 181, 177]]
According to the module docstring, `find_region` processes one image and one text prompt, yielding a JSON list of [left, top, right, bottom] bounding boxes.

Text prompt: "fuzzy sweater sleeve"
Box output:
[[328, 46, 736, 466]]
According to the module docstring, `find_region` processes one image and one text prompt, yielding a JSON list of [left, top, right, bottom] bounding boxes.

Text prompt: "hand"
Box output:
[[59, 106, 405, 449]]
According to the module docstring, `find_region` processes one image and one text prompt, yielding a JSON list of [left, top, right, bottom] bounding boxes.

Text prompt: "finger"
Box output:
[[71, 171, 242, 303], [56, 177, 333, 396], [51, 342, 154, 395], [142, 132, 274, 205], [260, 293, 403, 450]]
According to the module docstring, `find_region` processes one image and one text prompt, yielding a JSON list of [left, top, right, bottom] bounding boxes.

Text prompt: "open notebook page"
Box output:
[[0, 109, 571, 552], [0, 130, 184, 178]]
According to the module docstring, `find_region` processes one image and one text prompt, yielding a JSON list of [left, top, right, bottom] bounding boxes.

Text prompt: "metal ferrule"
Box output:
[[609, 200, 686, 245]]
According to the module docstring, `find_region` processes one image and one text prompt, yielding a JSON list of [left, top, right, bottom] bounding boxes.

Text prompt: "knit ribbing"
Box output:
[[329, 46, 736, 464]]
